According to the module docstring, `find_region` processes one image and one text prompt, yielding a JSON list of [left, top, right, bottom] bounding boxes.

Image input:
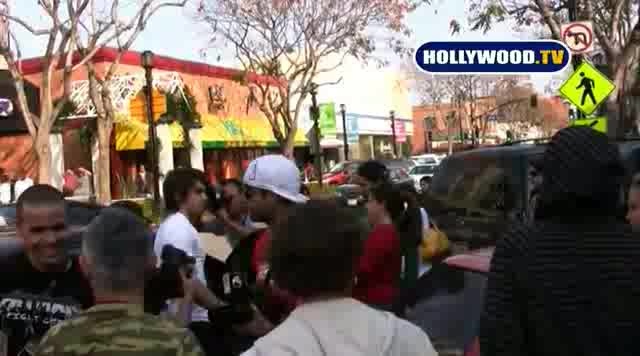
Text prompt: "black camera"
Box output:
[[206, 184, 224, 213], [144, 245, 196, 314], [209, 271, 254, 325]]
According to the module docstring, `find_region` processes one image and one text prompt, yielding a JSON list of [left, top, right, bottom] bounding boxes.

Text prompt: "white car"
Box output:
[[409, 164, 438, 192], [411, 154, 441, 166]]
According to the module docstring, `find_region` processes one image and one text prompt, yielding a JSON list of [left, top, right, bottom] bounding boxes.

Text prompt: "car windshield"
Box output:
[[418, 157, 437, 165], [328, 162, 345, 174], [411, 165, 437, 175]]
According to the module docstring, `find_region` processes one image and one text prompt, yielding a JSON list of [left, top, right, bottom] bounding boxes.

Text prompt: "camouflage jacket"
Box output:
[[32, 303, 204, 356]]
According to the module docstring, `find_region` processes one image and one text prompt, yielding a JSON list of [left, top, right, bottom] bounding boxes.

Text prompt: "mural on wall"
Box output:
[[207, 84, 227, 114]]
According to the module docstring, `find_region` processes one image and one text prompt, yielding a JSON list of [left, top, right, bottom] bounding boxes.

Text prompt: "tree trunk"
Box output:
[[447, 124, 453, 155], [281, 129, 296, 159], [607, 61, 627, 138], [35, 131, 51, 184], [95, 120, 113, 204]]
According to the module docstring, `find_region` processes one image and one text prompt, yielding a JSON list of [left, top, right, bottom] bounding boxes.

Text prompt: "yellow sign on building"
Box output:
[[129, 89, 166, 123], [569, 116, 607, 133], [558, 61, 615, 116]]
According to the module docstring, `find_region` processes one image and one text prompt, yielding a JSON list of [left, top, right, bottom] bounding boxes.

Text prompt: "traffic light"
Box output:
[[530, 94, 537, 108], [427, 131, 433, 141]]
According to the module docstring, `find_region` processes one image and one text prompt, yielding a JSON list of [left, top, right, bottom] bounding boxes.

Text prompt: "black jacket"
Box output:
[[480, 127, 640, 356]]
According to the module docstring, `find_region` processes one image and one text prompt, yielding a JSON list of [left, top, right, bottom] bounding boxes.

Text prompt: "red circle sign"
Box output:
[[562, 23, 593, 53]]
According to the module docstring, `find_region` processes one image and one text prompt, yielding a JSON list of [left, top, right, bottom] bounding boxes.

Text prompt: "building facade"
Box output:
[[0, 48, 307, 199], [296, 55, 414, 163]]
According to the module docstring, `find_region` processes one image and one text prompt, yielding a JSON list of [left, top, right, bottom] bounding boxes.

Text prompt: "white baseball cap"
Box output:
[[243, 155, 308, 204]]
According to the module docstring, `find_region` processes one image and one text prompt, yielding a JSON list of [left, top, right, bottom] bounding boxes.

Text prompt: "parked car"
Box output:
[[423, 139, 640, 250], [409, 164, 438, 192], [322, 160, 362, 185], [411, 154, 441, 166], [334, 159, 416, 206], [378, 159, 416, 190]]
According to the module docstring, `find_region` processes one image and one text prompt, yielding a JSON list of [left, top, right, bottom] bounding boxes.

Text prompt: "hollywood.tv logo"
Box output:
[[414, 41, 572, 74]]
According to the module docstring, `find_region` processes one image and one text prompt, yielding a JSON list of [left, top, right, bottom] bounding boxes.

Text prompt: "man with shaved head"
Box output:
[[33, 207, 204, 356], [0, 185, 93, 356]]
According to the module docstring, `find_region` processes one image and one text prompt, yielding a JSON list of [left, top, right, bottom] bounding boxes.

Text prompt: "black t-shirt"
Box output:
[[0, 252, 93, 356]]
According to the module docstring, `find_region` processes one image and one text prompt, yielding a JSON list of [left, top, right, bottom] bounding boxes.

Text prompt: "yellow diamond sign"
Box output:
[[558, 61, 615, 116], [569, 117, 606, 133]]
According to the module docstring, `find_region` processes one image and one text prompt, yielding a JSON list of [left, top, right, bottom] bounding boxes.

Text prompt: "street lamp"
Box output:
[[141, 50, 161, 214], [390, 110, 398, 157], [340, 103, 349, 161]]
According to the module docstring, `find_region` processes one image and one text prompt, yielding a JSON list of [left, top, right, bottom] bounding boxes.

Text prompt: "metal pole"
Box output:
[[144, 67, 161, 214], [310, 84, 323, 188], [390, 110, 398, 157], [340, 104, 349, 161], [568, 0, 584, 119]]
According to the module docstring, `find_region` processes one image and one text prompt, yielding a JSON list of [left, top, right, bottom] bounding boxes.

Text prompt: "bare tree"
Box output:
[[450, 0, 640, 137], [494, 79, 540, 136], [0, 1, 175, 184], [197, 0, 420, 157], [75, 0, 187, 204]]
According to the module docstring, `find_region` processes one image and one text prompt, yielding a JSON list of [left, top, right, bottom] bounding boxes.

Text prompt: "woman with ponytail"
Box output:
[[353, 181, 421, 315], [352, 161, 423, 313]]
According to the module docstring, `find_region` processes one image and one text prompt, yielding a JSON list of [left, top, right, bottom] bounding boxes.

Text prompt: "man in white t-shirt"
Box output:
[[154, 168, 228, 356], [0, 170, 11, 204], [14, 170, 34, 202]]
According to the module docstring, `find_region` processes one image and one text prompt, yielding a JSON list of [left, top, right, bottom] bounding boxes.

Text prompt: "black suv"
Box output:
[[423, 140, 640, 250]]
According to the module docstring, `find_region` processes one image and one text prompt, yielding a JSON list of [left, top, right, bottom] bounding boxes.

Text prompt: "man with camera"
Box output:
[[33, 207, 205, 356], [155, 168, 270, 356]]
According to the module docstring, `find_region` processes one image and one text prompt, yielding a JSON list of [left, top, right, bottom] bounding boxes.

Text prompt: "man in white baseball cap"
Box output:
[[242, 154, 308, 224], [239, 155, 307, 324]]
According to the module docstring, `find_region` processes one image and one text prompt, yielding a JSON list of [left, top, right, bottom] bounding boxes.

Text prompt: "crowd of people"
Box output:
[[0, 152, 436, 356], [3, 125, 640, 356]]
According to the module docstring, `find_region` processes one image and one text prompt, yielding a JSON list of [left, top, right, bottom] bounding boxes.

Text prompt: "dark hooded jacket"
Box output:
[[480, 127, 640, 356]]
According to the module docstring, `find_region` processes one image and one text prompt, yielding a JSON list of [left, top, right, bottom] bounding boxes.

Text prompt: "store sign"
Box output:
[[347, 115, 359, 144], [0, 98, 13, 117], [129, 89, 166, 122], [395, 121, 407, 143], [222, 119, 242, 136], [318, 103, 336, 137]]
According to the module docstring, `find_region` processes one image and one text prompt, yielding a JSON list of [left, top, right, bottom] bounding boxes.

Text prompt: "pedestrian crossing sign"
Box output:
[[569, 116, 607, 133], [558, 61, 615, 116]]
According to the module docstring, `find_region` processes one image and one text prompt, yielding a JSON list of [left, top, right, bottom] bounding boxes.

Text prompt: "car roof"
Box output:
[[446, 139, 640, 162], [446, 144, 546, 161], [443, 247, 494, 274]]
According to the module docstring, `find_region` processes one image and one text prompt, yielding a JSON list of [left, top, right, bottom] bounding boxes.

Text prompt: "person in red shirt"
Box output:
[[242, 154, 308, 324], [354, 182, 407, 311]]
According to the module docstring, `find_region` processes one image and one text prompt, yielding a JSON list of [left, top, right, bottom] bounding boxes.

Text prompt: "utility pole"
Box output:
[[390, 110, 398, 157], [568, 0, 585, 119], [340, 104, 349, 161], [309, 83, 323, 187]]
